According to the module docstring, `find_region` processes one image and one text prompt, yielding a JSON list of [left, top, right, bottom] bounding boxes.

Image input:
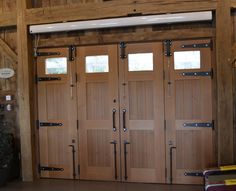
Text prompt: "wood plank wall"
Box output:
[[0, 0, 18, 147]]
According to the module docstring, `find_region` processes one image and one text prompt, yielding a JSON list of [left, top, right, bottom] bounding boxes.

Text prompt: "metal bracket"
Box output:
[[39, 122, 63, 127], [181, 42, 212, 49], [164, 40, 172, 57], [182, 71, 212, 77], [39, 165, 64, 172], [120, 42, 127, 59], [184, 172, 203, 177], [183, 122, 213, 128], [37, 77, 61, 82], [69, 46, 76, 61], [35, 52, 61, 57]]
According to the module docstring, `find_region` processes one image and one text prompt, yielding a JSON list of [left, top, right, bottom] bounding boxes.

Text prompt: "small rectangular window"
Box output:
[[86, 55, 109, 73], [128, 53, 153, 72], [45, 57, 67, 74], [174, 51, 201, 70]]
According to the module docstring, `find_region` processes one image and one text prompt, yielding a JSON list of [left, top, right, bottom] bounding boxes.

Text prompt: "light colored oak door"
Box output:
[[37, 48, 78, 179], [119, 42, 165, 183], [77, 45, 120, 181], [164, 39, 215, 184]]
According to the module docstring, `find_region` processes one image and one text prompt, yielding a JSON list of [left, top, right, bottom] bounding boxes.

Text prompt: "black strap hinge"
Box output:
[[39, 165, 64, 172], [69, 46, 76, 61], [164, 40, 172, 57], [184, 172, 203, 177], [181, 42, 212, 49], [182, 71, 212, 77], [120, 42, 127, 59], [183, 122, 214, 128], [37, 77, 61, 82], [35, 52, 61, 57], [39, 122, 63, 127]]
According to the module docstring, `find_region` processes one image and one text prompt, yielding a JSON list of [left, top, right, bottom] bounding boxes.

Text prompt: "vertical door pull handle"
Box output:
[[112, 109, 117, 132], [124, 140, 130, 180], [170, 146, 176, 184], [123, 109, 127, 132], [69, 145, 76, 179], [110, 140, 118, 180]]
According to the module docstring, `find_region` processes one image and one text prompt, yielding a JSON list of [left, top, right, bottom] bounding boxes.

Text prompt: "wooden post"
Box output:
[[17, 0, 35, 181], [216, 1, 234, 165]]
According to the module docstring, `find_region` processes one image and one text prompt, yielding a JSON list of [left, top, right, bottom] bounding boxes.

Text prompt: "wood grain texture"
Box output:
[[216, 1, 234, 165], [0, 37, 17, 61], [0, 12, 16, 27], [25, 0, 217, 25], [38, 28, 215, 48], [17, 0, 35, 181], [232, 0, 236, 8]]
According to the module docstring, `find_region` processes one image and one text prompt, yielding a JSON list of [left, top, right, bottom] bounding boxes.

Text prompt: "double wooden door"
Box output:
[[77, 43, 165, 183], [37, 40, 214, 184]]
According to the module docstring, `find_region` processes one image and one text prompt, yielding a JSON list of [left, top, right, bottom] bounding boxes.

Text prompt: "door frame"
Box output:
[[34, 38, 217, 181]]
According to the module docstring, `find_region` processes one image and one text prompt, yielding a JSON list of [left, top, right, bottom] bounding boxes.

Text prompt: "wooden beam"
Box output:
[[17, 0, 35, 181], [38, 28, 215, 47], [25, 0, 217, 25], [232, 0, 236, 8], [0, 12, 16, 27], [0, 38, 17, 61], [216, 0, 234, 165]]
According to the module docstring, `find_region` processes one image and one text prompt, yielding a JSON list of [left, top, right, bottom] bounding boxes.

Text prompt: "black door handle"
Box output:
[[124, 140, 130, 180], [123, 109, 127, 132], [112, 109, 117, 132], [69, 145, 76, 179], [110, 140, 118, 180]]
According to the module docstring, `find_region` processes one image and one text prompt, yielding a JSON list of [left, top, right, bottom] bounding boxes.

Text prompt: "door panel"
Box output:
[[119, 43, 165, 183], [37, 48, 78, 179], [77, 45, 120, 181], [164, 39, 215, 184]]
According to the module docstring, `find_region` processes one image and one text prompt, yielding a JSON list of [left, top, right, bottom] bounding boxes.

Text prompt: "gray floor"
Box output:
[[1, 179, 202, 191]]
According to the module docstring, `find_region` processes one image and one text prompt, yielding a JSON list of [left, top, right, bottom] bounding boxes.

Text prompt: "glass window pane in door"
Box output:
[[45, 57, 67, 74], [128, 53, 153, 72], [174, 51, 201, 70], [86, 55, 109, 73]]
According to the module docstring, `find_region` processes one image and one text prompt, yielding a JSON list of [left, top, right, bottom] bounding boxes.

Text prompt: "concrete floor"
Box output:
[[1, 179, 203, 191]]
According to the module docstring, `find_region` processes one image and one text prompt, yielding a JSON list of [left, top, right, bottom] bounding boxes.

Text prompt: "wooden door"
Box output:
[[119, 42, 165, 183], [164, 39, 215, 184], [77, 45, 120, 181], [37, 48, 78, 179]]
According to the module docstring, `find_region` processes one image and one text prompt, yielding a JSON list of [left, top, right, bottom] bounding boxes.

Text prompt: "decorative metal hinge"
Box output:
[[39, 122, 63, 127], [181, 41, 212, 49], [182, 70, 213, 78], [120, 42, 127, 59], [37, 77, 61, 82], [164, 40, 172, 57], [35, 52, 61, 57], [69, 46, 76, 61], [184, 172, 203, 177], [38, 164, 64, 172], [183, 122, 214, 128]]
